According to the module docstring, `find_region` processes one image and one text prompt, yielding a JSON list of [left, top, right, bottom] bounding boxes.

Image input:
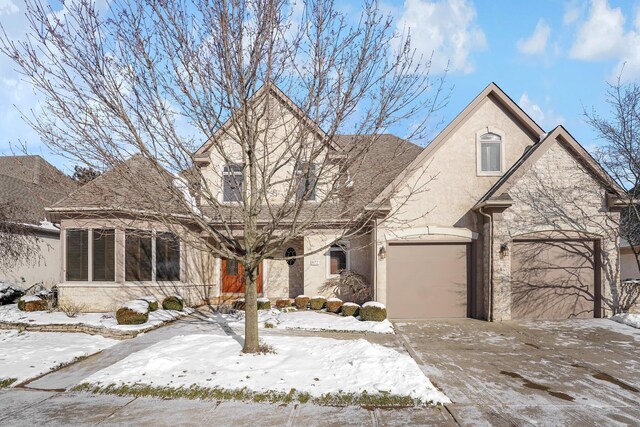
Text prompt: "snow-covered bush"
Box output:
[[17, 295, 47, 312], [0, 282, 24, 305], [116, 300, 150, 325], [140, 296, 159, 312], [326, 297, 343, 313], [275, 298, 292, 308], [162, 295, 184, 311], [309, 296, 326, 310], [360, 302, 387, 321], [257, 297, 271, 310], [294, 295, 309, 310], [341, 302, 360, 317]]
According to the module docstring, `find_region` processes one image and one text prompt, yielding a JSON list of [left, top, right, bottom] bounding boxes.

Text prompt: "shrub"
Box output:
[[309, 296, 326, 310], [140, 296, 159, 311], [162, 295, 184, 311], [326, 298, 343, 313], [360, 302, 387, 321], [116, 300, 149, 325], [59, 302, 86, 318], [275, 298, 292, 309], [294, 295, 309, 310], [17, 296, 47, 312], [0, 282, 24, 305], [341, 302, 360, 317], [257, 298, 271, 310], [320, 270, 372, 305], [232, 299, 245, 311]]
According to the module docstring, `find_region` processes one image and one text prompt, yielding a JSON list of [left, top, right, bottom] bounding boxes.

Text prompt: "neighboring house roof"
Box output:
[[475, 125, 625, 208], [370, 82, 545, 207], [48, 155, 191, 218], [0, 155, 77, 225]]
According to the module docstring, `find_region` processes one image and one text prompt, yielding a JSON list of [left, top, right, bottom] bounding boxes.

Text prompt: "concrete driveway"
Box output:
[[395, 318, 640, 426]]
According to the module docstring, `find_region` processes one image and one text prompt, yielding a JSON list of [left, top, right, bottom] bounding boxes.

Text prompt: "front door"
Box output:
[[221, 258, 263, 294]]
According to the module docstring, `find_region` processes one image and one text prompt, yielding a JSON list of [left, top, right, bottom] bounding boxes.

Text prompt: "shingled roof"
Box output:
[[50, 135, 423, 225], [0, 155, 77, 225], [49, 155, 191, 217]]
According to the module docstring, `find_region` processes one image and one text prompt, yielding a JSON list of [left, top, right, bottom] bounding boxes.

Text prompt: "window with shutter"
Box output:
[[125, 230, 152, 281], [66, 229, 88, 281], [92, 229, 115, 281], [156, 232, 180, 281]]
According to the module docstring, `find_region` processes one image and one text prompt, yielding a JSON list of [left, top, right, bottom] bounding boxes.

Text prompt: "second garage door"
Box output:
[[511, 239, 597, 319], [387, 243, 469, 319]]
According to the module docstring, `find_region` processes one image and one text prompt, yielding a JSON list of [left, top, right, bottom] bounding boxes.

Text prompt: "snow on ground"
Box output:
[[0, 330, 116, 386], [0, 304, 192, 332], [80, 334, 448, 405], [216, 309, 394, 334], [611, 313, 640, 329]]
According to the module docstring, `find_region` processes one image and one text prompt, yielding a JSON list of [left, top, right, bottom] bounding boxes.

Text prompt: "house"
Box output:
[[46, 83, 630, 319], [0, 155, 77, 287]]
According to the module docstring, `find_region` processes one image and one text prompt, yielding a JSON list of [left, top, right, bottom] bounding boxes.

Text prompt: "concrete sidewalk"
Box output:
[[0, 389, 454, 426]]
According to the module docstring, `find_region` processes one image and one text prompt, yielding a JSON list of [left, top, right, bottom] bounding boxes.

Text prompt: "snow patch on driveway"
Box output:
[[79, 334, 448, 405]]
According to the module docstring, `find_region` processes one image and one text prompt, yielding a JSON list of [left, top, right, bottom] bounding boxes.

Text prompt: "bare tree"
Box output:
[[0, 202, 42, 275], [585, 75, 640, 310], [0, 0, 446, 352]]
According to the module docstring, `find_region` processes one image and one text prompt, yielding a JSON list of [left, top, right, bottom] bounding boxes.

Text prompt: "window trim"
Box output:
[[325, 240, 350, 278], [221, 164, 244, 203], [476, 128, 505, 176]]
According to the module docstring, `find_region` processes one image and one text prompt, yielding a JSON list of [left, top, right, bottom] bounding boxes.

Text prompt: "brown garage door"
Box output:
[[511, 240, 597, 319], [387, 243, 469, 319]]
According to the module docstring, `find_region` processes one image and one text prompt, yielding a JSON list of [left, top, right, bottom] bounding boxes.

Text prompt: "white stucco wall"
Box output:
[[1, 232, 61, 288]]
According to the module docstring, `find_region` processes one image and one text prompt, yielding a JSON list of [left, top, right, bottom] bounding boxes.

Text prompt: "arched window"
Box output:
[[479, 132, 502, 173]]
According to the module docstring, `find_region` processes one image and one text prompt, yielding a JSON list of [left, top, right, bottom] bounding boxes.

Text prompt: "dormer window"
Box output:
[[222, 164, 243, 202], [477, 131, 503, 176]]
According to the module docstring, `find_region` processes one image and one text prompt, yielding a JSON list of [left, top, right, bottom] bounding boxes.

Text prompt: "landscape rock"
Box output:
[[360, 302, 387, 321], [326, 298, 343, 313], [294, 295, 310, 310], [341, 302, 360, 317], [17, 295, 47, 312], [309, 296, 327, 310]]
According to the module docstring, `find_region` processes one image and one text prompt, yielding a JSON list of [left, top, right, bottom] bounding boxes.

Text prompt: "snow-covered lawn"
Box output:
[[215, 308, 394, 334], [611, 313, 640, 329], [77, 334, 448, 406], [0, 304, 191, 333], [0, 330, 116, 387]]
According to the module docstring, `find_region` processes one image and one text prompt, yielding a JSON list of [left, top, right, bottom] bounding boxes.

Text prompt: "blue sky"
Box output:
[[1, 0, 638, 173]]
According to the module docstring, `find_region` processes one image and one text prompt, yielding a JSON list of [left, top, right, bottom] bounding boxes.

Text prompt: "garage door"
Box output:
[[511, 240, 597, 319], [387, 243, 469, 319]]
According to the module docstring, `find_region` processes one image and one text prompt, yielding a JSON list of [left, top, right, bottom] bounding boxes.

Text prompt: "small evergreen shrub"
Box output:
[[257, 298, 271, 310], [341, 302, 360, 317], [162, 295, 184, 311]]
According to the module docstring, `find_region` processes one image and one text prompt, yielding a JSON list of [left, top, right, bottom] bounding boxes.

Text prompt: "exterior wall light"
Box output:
[[499, 243, 509, 258], [378, 245, 386, 260]]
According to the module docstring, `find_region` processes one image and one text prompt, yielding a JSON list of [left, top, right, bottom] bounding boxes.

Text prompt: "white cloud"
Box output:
[[518, 92, 564, 130], [563, 0, 582, 25], [569, 0, 640, 80], [0, 0, 18, 16], [395, 0, 487, 74], [516, 19, 551, 55]]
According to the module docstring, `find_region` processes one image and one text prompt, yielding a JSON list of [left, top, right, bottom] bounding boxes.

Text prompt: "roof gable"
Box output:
[[371, 82, 546, 205], [475, 125, 625, 207], [194, 83, 329, 159]]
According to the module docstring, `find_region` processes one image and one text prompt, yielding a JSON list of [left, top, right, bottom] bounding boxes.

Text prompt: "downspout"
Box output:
[[479, 207, 493, 322]]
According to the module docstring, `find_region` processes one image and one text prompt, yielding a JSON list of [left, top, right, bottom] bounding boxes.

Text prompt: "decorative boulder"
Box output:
[[0, 282, 25, 305], [309, 296, 326, 310], [162, 295, 184, 311], [275, 298, 292, 309], [116, 300, 149, 325], [140, 296, 159, 312], [257, 298, 271, 310], [17, 295, 47, 312], [341, 302, 360, 317], [233, 298, 246, 311], [294, 295, 310, 310], [326, 297, 343, 314], [360, 302, 387, 321]]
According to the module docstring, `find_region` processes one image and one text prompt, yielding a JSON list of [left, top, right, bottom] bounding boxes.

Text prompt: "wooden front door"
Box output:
[[221, 258, 263, 294]]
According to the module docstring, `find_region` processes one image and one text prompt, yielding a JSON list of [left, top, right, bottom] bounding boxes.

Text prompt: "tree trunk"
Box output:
[[243, 263, 260, 353]]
